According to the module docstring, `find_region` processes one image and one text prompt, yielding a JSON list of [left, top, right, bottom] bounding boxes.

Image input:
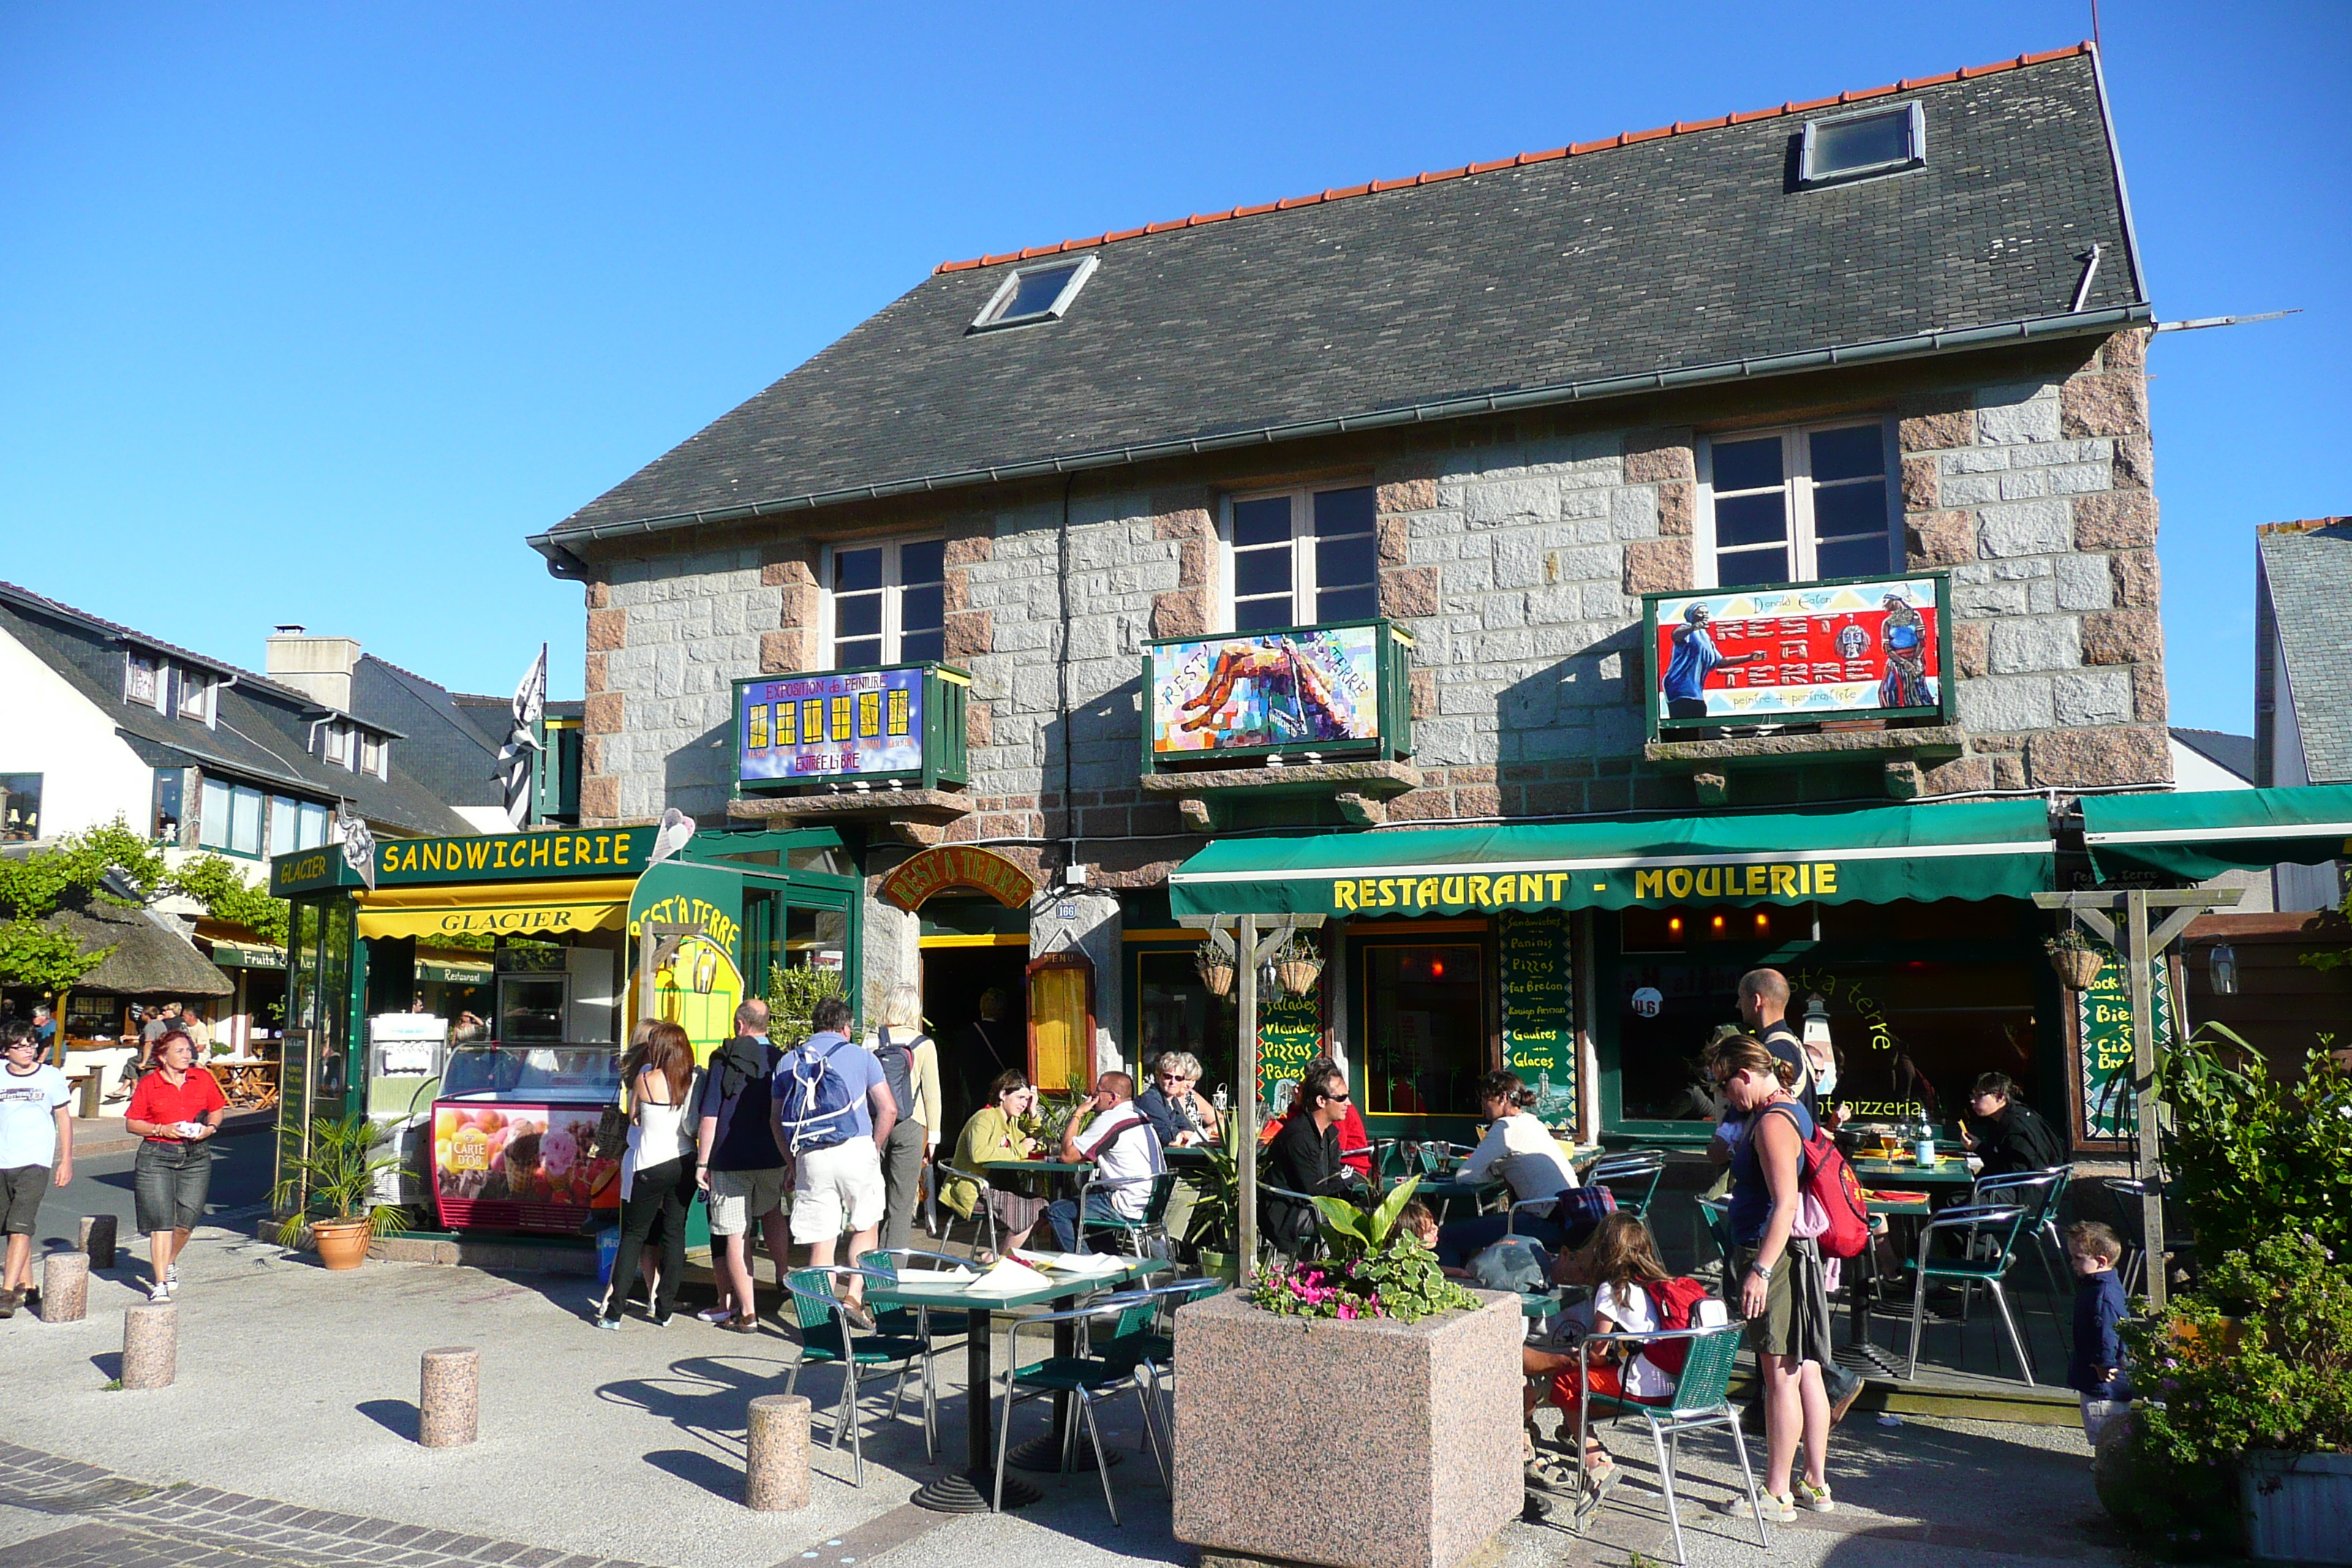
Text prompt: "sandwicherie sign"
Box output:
[[273, 826, 659, 897]]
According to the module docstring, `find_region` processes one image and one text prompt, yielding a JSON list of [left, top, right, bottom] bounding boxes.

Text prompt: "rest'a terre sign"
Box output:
[[879, 845, 1036, 912]]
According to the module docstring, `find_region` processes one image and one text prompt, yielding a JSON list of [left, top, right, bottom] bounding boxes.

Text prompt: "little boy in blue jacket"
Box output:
[[2064, 1221, 2133, 1442]]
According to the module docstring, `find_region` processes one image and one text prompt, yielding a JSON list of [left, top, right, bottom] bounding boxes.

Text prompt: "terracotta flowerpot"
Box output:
[[2049, 947, 2105, 991], [1275, 958, 1323, 997], [310, 1219, 373, 1270]]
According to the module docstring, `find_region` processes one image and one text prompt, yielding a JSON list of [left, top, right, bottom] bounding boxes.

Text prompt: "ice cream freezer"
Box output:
[[431, 1044, 622, 1234]]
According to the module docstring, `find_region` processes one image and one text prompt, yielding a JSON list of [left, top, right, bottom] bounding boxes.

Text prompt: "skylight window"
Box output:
[[970, 254, 1098, 331], [1800, 102, 1925, 185]]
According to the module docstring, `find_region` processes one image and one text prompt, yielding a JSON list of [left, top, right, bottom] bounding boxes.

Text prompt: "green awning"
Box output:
[[204, 938, 284, 971], [2083, 784, 2352, 883], [1167, 799, 2054, 917]]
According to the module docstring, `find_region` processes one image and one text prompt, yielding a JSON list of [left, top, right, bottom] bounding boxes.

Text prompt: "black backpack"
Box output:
[[873, 1026, 923, 1119]]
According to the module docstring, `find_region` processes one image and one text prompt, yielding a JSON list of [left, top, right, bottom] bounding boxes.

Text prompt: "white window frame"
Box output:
[[124, 652, 162, 710], [1695, 421, 1900, 590], [1215, 481, 1379, 633], [323, 720, 353, 767], [173, 667, 216, 726], [968, 253, 1099, 332], [820, 535, 948, 669], [1800, 101, 1926, 186], [358, 731, 386, 778]]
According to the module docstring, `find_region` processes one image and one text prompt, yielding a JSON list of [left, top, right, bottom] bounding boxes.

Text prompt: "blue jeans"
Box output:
[[1044, 1191, 1120, 1253]]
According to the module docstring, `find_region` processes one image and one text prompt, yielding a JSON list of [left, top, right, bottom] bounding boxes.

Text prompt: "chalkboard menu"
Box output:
[[2072, 937, 2179, 1145], [1500, 908, 1576, 1126], [1257, 986, 1325, 1112]]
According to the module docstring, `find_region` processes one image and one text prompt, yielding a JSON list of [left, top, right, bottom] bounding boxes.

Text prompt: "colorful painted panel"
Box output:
[[1149, 626, 1381, 755], [1651, 576, 1941, 722]]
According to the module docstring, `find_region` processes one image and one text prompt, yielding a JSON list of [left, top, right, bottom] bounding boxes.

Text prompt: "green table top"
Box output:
[[1851, 1158, 1978, 1186], [869, 1256, 1169, 1313], [981, 1158, 1092, 1175]]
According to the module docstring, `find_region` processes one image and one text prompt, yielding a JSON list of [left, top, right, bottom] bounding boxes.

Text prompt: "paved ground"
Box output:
[[5, 1179, 2140, 1568]]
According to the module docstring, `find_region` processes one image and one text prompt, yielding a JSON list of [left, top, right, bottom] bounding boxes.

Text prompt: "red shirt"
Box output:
[[127, 1068, 227, 1142]]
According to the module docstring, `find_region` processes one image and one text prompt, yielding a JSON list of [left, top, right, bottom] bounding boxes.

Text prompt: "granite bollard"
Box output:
[[745, 1394, 812, 1510], [419, 1346, 480, 1447], [1172, 1289, 1523, 1568], [79, 1214, 117, 1270], [42, 1251, 89, 1322], [121, 1303, 176, 1389]]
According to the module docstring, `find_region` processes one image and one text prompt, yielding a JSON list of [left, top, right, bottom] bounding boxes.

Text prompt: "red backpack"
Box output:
[[1637, 1275, 1716, 1378], [1763, 1102, 1871, 1260]]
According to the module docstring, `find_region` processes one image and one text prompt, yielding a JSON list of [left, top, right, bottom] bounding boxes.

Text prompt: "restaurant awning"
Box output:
[[2082, 784, 2352, 883], [205, 938, 286, 970], [354, 878, 636, 941], [1167, 799, 2054, 917]]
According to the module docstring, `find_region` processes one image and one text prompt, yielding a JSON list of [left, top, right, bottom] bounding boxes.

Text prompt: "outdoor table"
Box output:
[[870, 1256, 1169, 1513], [1393, 1173, 1509, 1222], [1853, 1189, 1935, 1342], [1850, 1157, 1977, 1188]]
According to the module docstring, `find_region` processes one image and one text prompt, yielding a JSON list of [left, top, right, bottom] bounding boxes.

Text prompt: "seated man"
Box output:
[[1044, 1072, 1164, 1253], [1961, 1071, 2067, 1178], [1265, 1063, 1364, 1251]]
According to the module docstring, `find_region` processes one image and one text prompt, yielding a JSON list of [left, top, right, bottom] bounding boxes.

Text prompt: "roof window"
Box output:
[[970, 255, 1098, 331], [1800, 101, 1924, 185]]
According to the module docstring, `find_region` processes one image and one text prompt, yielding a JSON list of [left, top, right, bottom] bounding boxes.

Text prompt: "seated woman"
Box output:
[[1435, 1070, 1580, 1269], [941, 1069, 1047, 1257], [1520, 1213, 1678, 1481]]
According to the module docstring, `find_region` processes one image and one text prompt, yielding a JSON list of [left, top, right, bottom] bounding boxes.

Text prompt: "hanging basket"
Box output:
[[1275, 957, 1324, 997], [2048, 944, 2105, 992], [1196, 945, 1237, 998]]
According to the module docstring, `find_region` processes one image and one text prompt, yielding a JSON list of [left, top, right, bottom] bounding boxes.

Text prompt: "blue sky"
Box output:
[[4, 3, 2344, 735]]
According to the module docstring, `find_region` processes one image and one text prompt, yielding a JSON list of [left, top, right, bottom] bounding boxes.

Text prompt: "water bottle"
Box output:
[[1915, 1116, 1937, 1168], [1212, 1084, 1229, 1117]]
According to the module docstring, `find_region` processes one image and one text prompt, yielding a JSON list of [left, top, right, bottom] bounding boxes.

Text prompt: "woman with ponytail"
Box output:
[[1708, 1032, 1833, 1521], [1433, 1070, 1581, 1267]]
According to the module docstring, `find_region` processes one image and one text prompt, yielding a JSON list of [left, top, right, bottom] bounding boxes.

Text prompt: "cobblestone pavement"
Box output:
[[0, 1443, 938, 1568]]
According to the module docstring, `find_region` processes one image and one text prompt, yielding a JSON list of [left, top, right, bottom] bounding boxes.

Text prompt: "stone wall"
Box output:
[[575, 334, 2168, 846]]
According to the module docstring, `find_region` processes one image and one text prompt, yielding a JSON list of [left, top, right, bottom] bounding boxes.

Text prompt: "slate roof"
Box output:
[[539, 45, 2145, 555], [0, 582, 476, 839], [2258, 519, 2352, 785], [2170, 728, 2255, 783]]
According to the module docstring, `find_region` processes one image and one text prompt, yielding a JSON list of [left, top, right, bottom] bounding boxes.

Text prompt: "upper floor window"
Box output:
[[199, 778, 266, 858], [358, 731, 385, 777], [1224, 483, 1377, 631], [826, 538, 946, 668], [323, 720, 353, 766], [1698, 423, 1896, 589], [173, 666, 213, 724], [125, 652, 161, 709], [970, 255, 1098, 331], [1801, 102, 1925, 185], [0, 773, 41, 843]]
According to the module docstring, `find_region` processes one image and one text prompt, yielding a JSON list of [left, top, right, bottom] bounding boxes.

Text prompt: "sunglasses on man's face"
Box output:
[[1323, 1089, 1350, 1104]]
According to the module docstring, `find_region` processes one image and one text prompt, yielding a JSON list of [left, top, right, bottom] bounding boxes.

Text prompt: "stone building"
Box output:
[[533, 45, 2179, 1145]]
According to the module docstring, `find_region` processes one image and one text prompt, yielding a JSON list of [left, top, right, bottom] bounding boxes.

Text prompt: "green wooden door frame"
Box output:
[[1343, 922, 1496, 1146]]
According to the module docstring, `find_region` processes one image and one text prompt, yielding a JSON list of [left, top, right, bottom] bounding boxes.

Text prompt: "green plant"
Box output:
[[271, 1115, 408, 1245], [2046, 924, 2093, 954], [1186, 1139, 1240, 1254], [1248, 1177, 1480, 1324], [765, 962, 847, 1044], [169, 853, 290, 948], [2159, 1027, 2352, 1261], [2116, 1230, 2352, 1556]]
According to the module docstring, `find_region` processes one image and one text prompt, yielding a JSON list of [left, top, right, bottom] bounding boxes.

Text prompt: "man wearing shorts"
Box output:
[[696, 998, 788, 1331], [772, 995, 895, 1330], [1, 1025, 74, 1316]]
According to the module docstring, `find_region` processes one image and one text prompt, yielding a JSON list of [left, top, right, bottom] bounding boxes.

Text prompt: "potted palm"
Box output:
[[1187, 1141, 1241, 1283], [273, 1115, 408, 1270]]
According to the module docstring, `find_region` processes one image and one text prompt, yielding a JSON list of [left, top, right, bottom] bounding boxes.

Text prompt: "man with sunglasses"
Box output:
[[1266, 1063, 1364, 1251]]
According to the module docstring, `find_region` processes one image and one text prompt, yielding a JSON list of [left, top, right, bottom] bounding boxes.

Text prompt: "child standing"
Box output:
[[2064, 1221, 2133, 1442]]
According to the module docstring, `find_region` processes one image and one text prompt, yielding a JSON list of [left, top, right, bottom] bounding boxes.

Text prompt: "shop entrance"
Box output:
[[921, 938, 1030, 1135]]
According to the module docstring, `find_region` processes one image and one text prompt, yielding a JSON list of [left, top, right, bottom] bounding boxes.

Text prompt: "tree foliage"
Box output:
[[2160, 1025, 2352, 1261]]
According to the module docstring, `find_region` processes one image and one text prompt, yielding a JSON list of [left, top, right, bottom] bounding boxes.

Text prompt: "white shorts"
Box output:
[[706, 1165, 790, 1236], [788, 1139, 885, 1244]]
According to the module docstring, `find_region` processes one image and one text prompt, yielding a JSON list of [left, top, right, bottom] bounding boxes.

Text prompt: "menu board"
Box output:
[[1500, 908, 1576, 1126], [2072, 938, 2179, 1146], [1256, 987, 1325, 1112]]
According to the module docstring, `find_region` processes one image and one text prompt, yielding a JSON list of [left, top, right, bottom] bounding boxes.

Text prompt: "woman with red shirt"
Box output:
[[124, 1030, 226, 1301]]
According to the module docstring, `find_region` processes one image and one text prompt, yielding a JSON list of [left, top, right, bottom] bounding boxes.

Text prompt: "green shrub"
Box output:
[[2160, 1029, 2352, 1261]]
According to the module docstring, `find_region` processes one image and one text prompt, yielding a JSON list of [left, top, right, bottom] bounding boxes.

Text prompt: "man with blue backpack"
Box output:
[[770, 995, 897, 1330]]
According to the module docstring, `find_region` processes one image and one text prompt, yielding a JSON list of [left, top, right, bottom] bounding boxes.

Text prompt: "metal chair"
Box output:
[[1077, 1169, 1179, 1257], [1096, 1275, 1224, 1452], [1692, 1195, 1737, 1278], [1260, 1182, 1329, 1259], [2101, 1175, 2168, 1296], [778, 1265, 937, 1485], [994, 1292, 1169, 1520], [1901, 1202, 2037, 1386], [855, 1247, 973, 1345], [1972, 1169, 2070, 1323], [1569, 1319, 1767, 1565], [1586, 1151, 1668, 1219], [931, 1161, 1000, 1257]]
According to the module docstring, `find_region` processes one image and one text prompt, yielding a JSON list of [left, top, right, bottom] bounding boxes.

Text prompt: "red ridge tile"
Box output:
[[931, 42, 2094, 271]]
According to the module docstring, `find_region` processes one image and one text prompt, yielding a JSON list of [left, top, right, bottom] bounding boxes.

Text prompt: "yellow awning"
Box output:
[[355, 879, 636, 941]]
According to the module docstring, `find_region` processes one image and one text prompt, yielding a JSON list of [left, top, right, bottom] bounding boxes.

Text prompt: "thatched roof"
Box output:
[[48, 897, 233, 999]]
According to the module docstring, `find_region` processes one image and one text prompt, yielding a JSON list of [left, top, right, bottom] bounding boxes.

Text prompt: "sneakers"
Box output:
[[1793, 1478, 1835, 1513], [592, 1316, 621, 1331], [166, 1264, 178, 1285], [697, 1305, 735, 1324], [0, 1288, 18, 1319], [1719, 1490, 1797, 1523], [148, 1281, 174, 1303]]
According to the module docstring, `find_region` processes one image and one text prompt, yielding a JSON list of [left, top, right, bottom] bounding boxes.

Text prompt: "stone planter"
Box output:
[[1172, 1288, 1522, 1568], [2243, 1452, 2352, 1564]]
